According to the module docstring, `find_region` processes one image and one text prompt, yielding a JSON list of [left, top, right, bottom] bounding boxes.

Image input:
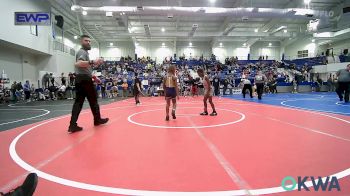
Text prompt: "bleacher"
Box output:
[[283, 56, 326, 68], [339, 55, 350, 63]]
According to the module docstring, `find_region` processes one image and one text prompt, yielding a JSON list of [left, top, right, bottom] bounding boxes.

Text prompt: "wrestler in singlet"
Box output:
[[165, 74, 177, 99]]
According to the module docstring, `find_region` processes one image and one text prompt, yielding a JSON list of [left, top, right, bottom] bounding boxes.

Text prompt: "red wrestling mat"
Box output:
[[1, 96, 350, 196]]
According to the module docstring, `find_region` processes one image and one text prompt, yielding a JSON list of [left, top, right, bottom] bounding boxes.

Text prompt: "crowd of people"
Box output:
[[0, 55, 349, 104]]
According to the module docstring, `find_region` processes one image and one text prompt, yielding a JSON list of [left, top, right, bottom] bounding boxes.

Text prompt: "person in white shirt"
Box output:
[[242, 73, 253, 98]]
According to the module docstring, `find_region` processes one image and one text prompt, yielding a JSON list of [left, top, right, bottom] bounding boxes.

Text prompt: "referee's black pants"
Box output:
[[336, 81, 350, 102], [70, 75, 101, 126], [256, 83, 264, 99], [242, 84, 253, 98], [214, 86, 220, 96]]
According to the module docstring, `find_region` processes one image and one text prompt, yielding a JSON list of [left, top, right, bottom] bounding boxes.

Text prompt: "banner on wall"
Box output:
[[14, 12, 51, 26]]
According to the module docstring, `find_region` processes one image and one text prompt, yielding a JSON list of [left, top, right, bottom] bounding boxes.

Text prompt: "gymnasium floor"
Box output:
[[1, 93, 350, 196]]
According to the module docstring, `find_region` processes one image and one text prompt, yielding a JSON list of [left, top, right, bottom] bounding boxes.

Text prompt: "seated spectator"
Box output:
[[0, 173, 38, 196], [57, 84, 67, 99], [48, 85, 58, 100]]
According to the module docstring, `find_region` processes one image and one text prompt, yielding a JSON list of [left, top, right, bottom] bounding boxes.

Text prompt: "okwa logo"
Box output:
[[281, 176, 341, 192]]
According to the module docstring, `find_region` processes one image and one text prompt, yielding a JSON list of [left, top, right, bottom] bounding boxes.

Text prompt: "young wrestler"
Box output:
[[163, 65, 179, 121], [197, 68, 217, 116]]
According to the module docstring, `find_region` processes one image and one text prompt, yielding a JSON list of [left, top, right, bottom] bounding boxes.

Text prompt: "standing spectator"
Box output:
[[327, 74, 333, 92], [292, 78, 298, 93], [16, 82, 23, 99], [332, 75, 338, 92], [336, 64, 350, 103], [310, 69, 315, 82], [49, 73, 55, 87], [11, 81, 17, 102], [23, 80, 31, 102], [42, 72, 50, 88], [122, 79, 129, 97], [101, 82, 106, 99], [61, 73, 66, 86], [316, 75, 323, 92], [269, 77, 278, 94], [30, 84, 35, 101], [68, 72, 75, 86], [192, 78, 199, 96], [212, 75, 220, 96], [222, 77, 229, 95]]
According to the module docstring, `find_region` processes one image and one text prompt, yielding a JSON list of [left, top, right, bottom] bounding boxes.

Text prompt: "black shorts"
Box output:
[[165, 87, 176, 99]]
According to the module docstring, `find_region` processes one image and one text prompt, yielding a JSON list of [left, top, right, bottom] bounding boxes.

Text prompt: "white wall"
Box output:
[[319, 38, 350, 56], [135, 42, 174, 63], [284, 37, 350, 60], [250, 41, 281, 60], [100, 41, 135, 60], [176, 41, 211, 59], [36, 50, 75, 79], [97, 40, 283, 63], [56, 52, 75, 74], [324, 62, 349, 72], [0, 46, 38, 85], [312, 62, 349, 81], [212, 42, 249, 62], [0, 0, 52, 54], [284, 38, 319, 60]]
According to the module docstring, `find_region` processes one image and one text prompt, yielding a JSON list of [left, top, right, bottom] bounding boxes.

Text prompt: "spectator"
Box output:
[[269, 77, 278, 94], [23, 80, 31, 102], [222, 77, 229, 95], [316, 75, 323, 92], [0, 173, 38, 196], [122, 79, 129, 98], [42, 72, 50, 88], [332, 75, 338, 92], [48, 85, 57, 100], [192, 78, 199, 96], [61, 73, 66, 86], [327, 74, 333, 92], [10, 81, 17, 102], [57, 84, 67, 99], [212, 75, 220, 96], [49, 73, 55, 87], [101, 82, 106, 99], [16, 82, 23, 100], [292, 78, 298, 93], [68, 72, 75, 86]]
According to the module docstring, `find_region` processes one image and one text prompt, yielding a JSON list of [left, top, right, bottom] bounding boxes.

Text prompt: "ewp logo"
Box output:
[[281, 176, 341, 192], [15, 12, 50, 26]]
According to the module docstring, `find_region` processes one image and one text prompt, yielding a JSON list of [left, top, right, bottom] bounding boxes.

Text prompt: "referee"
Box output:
[[68, 35, 109, 133], [254, 70, 267, 100], [336, 64, 350, 103]]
